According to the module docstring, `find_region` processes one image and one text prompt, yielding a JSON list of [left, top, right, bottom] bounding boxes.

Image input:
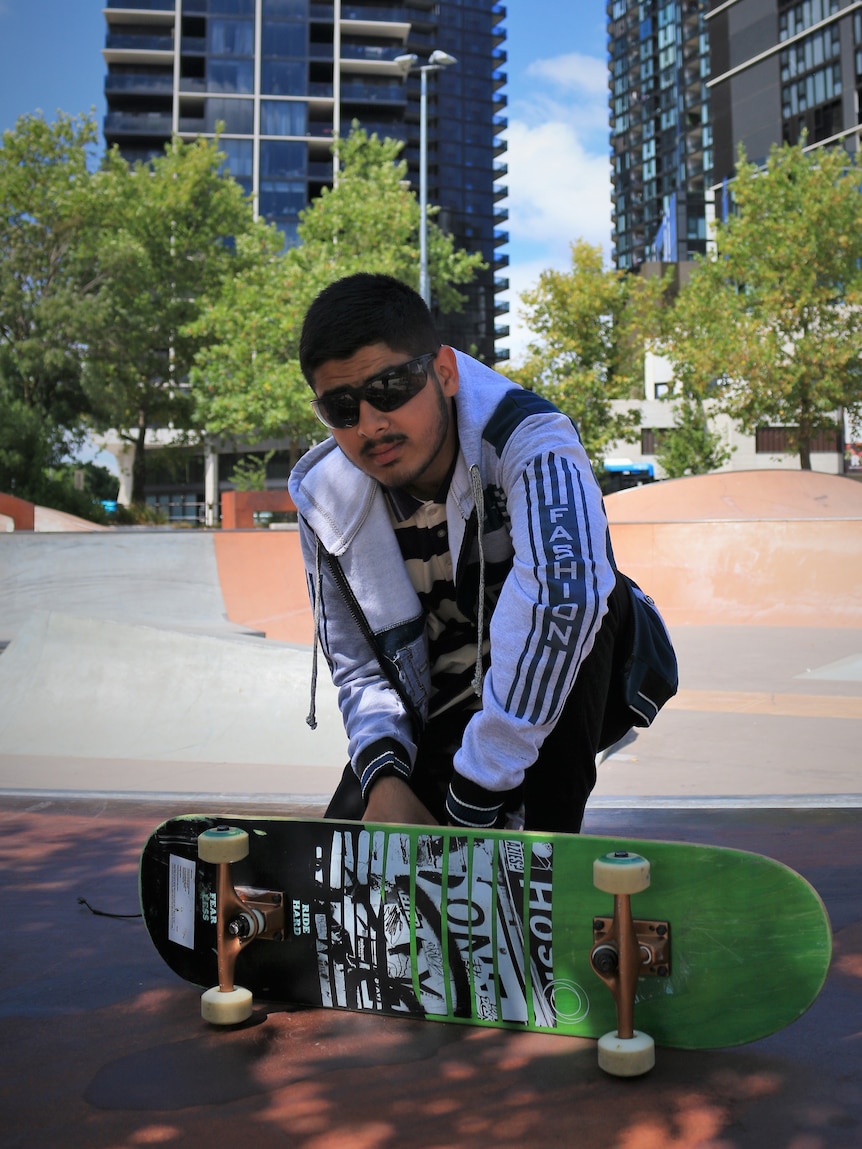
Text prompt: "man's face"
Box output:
[[311, 343, 460, 500]]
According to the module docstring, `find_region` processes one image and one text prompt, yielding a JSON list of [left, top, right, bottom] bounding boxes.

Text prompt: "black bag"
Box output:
[[620, 573, 678, 726]]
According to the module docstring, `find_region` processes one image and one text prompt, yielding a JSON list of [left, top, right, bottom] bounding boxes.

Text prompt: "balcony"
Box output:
[[104, 111, 173, 136], [106, 0, 174, 8], [340, 43, 404, 63], [340, 80, 406, 104], [105, 33, 173, 51], [105, 73, 173, 97], [353, 119, 407, 141]]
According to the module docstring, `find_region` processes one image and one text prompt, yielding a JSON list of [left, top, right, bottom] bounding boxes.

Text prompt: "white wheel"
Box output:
[[201, 985, 254, 1025], [597, 1030, 656, 1077], [198, 826, 249, 864], [593, 851, 650, 895]]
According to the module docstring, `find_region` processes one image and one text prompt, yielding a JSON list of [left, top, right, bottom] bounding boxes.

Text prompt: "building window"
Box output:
[[202, 97, 254, 133], [261, 100, 307, 135], [207, 59, 254, 93], [261, 60, 306, 95], [641, 428, 669, 454], [779, 0, 840, 41], [755, 426, 842, 453], [260, 139, 306, 177], [208, 18, 254, 56]]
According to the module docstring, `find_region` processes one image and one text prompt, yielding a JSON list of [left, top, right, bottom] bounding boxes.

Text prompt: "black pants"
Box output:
[[326, 570, 634, 834]]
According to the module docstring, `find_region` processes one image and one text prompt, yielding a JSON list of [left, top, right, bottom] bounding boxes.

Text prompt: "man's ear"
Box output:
[[435, 345, 459, 397]]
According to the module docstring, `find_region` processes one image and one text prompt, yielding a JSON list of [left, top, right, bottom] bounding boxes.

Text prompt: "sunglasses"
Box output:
[[311, 351, 440, 430]]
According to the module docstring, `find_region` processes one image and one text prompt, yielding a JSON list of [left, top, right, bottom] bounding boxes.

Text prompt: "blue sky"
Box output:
[[0, 0, 613, 359]]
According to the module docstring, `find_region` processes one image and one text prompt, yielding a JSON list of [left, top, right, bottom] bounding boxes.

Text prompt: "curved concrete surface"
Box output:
[[606, 471, 862, 627], [605, 469, 862, 521], [0, 470, 859, 800], [0, 531, 253, 642], [0, 611, 346, 794]]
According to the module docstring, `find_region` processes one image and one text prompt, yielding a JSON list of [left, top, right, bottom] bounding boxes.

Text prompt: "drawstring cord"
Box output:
[[306, 534, 323, 730], [470, 464, 487, 697], [305, 466, 487, 724]]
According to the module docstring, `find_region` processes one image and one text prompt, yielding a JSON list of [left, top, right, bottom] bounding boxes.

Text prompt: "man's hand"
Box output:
[[362, 775, 439, 826]]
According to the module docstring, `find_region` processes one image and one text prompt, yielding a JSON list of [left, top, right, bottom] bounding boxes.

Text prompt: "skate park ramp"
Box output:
[[0, 469, 860, 800], [0, 530, 345, 797], [605, 469, 862, 627]]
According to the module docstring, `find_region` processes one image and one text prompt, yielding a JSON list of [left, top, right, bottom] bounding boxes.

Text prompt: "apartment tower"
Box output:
[[608, 0, 712, 267], [102, 0, 509, 364], [707, 0, 861, 197]]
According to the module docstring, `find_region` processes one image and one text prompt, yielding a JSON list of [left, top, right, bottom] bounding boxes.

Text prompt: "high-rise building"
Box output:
[[707, 0, 861, 195], [607, 0, 712, 268], [102, 0, 509, 364]]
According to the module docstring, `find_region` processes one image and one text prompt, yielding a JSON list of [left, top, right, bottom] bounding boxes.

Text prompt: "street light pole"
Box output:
[[395, 50, 458, 306], [419, 64, 429, 306]]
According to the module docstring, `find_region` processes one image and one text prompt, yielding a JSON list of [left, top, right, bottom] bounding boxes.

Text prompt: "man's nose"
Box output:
[[356, 399, 389, 437]]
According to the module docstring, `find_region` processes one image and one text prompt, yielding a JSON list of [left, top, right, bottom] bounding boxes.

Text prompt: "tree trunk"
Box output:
[[131, 412, 148, 504], [798, 413, 813, 471]]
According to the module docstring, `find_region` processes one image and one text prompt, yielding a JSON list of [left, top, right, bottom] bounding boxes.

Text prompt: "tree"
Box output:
[[508, 240, 668, 467], [665, 141, 862, 469], [78, 136, 268, 504], [655, 395, 733, 478], [188, 126, 486, 444], [0, 113, 100, 485]]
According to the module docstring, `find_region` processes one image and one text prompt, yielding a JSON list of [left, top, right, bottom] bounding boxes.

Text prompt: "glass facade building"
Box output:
[[707, 0, 861, 199], [102, 0, 509, 363], [608, 0, 712, 267]]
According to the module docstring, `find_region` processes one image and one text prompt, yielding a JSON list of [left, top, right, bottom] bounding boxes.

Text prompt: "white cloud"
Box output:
[[526, 52, 609, 99], [505, 117, 611, 256], [499, 50, 613, 366]]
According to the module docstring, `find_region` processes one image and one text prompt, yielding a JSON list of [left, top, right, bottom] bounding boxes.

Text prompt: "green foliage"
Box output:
[[665, 141, 862, 469], [0, 391, 110, 522], [509, 240, 668, 465], [228, 451, 274, 491], [0, 392, 58, 497], [79, 135, 269, 502], [0, 112, 97, 429], [189, 126, 485, 442], [655, 396, 733, 478]]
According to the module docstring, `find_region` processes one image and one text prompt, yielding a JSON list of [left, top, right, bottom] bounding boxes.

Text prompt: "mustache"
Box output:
[[360, 434, 406, 457]]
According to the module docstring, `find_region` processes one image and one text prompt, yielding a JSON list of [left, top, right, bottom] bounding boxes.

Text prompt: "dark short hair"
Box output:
[[299, 273, 440, 386]]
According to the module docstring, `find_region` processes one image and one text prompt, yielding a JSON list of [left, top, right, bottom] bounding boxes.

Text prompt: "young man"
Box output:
[[289, 273, 675, 833]]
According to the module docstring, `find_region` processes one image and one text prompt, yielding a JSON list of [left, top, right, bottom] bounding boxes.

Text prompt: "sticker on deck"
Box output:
[[168, 854, 196, 949]]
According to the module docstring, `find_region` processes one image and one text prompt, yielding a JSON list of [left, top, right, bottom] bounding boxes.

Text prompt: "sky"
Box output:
[[0, 0, 613, 361]]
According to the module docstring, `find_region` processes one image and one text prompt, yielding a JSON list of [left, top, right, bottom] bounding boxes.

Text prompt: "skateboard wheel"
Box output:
[[593, 851, 650, 895], [201, 985, 254, 1025], [597, 1030, 656, 1077], [198, 827, 249, 864]]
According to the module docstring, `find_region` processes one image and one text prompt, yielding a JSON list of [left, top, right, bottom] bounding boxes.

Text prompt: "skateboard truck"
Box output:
[[590, 851, 663, 1076], [197, 826, 286, 1025]]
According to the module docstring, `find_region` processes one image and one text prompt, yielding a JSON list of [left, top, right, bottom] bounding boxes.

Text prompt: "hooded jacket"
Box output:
[[288, 350, 617, 823]]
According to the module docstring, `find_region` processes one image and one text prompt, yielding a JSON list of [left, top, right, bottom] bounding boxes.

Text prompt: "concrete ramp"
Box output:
[[0, 531, 256, 643], [607, 471, 862, 627], [0, 611, 346, 798]]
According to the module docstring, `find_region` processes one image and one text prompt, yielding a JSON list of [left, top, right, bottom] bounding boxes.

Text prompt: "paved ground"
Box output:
[[1, 470, 861, 1147], [1, 795, 859, 1149]]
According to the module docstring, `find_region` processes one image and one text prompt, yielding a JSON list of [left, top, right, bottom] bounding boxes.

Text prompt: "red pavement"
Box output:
[[2, 796, 860, 1149]]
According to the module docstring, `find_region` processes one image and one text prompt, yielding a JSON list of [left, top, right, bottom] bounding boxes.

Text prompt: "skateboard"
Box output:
[[139, 815, 832, 1076]]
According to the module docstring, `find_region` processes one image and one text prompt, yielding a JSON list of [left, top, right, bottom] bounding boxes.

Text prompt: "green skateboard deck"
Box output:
[[140, 815, 831, 1053]]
